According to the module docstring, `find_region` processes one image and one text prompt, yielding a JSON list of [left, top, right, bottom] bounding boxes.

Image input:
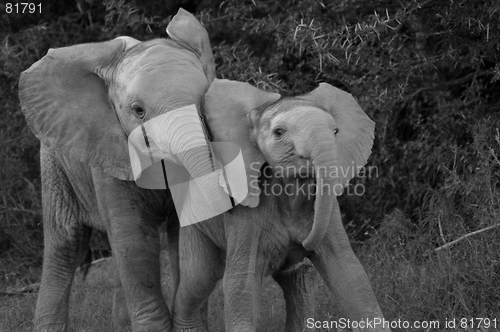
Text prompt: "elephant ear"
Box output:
[[19, 37, 140, 181], [204, 79, 281, 208], [300, 83, 375, 187], [166, 8, 216, 84]]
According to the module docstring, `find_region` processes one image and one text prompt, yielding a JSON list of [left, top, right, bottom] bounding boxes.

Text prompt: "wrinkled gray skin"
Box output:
[[18, 9, 217, 332], [113, 213, 319, 332], [114, 79, 391, 332]]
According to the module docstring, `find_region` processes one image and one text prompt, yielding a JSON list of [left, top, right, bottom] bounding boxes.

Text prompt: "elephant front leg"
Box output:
[[172, 226, 221, 332], [222, 221, 263, 332], [309, 228, 391, 331], [273, 258, 319, 332], [108, 217, 172, 332], [34, 224, 91, 332], [222, 271, 262, 332], [110, 256, 132, 331]]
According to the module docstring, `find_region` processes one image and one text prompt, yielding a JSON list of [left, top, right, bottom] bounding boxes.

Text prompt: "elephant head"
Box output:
[[19, 9, 216, 201], [204, 79, 374, 251]]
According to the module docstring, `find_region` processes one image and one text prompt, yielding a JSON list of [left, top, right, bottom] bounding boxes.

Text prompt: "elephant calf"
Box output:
[[19, 8, 220, 332], [113, 79, 391, 332]]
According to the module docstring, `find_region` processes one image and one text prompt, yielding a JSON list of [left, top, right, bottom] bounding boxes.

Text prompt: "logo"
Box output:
[[127, 105, 248, 226]]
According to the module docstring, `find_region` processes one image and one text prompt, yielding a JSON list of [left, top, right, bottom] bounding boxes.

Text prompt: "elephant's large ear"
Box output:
[[19, 37, 140, 181], [300, 83, 375, 187], [166, 8, 216, 84], [204, 79, 281, 207]]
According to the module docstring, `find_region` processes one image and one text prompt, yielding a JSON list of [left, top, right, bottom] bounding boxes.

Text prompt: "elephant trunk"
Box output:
[[301, 132, 338, 251], [129, 104, 228, 226], [155, 107, 225, 220]]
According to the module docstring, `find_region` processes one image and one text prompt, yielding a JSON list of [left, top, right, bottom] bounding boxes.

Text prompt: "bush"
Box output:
[[199, 0, 500, 240]]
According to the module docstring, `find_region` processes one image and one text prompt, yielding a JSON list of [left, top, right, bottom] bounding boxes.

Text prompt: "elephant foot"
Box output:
[[174, 328, 208, 332], [33, 323, 67, 332]]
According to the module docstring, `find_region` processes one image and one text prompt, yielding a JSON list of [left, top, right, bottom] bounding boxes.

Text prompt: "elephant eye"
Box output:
[[334, 128, 339, 135], [132, 105, 146, 119], [273, 128, 285, 139]]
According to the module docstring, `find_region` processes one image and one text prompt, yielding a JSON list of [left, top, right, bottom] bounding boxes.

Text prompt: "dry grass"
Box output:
[[2, 225, 500, 332], [0, 272, 341, 332]]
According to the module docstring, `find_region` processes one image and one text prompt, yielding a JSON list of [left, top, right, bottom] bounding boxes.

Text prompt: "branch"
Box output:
[[435, 223, 500, 251], [0, 283, 40, 296]]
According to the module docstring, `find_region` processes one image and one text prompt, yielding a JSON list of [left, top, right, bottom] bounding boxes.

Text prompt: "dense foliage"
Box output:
[[1, 0, 500, 326]]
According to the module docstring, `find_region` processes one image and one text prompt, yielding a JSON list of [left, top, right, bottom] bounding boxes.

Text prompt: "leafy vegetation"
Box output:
[[1, 0, 499, 330]]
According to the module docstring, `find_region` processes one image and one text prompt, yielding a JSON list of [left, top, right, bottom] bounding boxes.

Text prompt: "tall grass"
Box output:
[[361, 119, 500, 328]]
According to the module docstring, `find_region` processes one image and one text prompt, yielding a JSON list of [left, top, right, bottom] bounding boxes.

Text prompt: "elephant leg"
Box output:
[[172, 226, 222, 332], [222, 223, 262, 332], [164, 216, 180, 311], [34, 201, 91, 331], [273, 258, 319, 332], [95, 181, 172, 332], [222, 271, 262, 332], [309, 218, 389, 331], [111, 216, 178, 332], [107, 218, 171, 332], [111, 256, 131, 331]]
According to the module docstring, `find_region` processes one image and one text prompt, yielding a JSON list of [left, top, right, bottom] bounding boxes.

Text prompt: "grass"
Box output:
[[2, 226, 500, 332], [359, 217, 500, 331], [0, 282, 113, 332], [0, 269, 342, 332]]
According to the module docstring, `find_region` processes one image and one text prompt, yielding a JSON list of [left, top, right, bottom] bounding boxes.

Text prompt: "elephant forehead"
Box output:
[[118, 45, 203, 80], [271, 106, 336, 127]]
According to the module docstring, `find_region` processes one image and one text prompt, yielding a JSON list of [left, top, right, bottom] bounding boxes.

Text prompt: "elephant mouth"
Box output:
[[287, 160, 316, 179]]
